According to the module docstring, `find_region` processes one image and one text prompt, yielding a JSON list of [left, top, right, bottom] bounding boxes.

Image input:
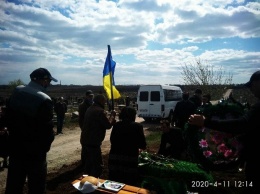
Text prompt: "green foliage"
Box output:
[[8, 79, 25, 92], [146, 131, 161, 142], [145, 131, 161, 151], [138, 151, 214, 181]]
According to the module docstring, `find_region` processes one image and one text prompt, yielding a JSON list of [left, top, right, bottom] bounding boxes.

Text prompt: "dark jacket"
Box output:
[[158, 127, 185, 159], [78, 99, 92, 130], [108, 120, 146, 185], [189, 95, 202, 109], [173, 100, 196, 129], [80, 103, 112, 146], [110, 120, 146, 156], [54, 101, 67, 117], [6, 81, 55, 159]]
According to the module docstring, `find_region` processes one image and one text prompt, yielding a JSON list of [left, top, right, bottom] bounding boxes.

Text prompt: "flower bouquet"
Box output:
[[185, 99, 245, 170]]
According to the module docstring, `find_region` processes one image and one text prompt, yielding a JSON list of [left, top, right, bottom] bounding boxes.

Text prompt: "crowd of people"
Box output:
[[0, 67, 259, 194], [189, 70, 260, 194]]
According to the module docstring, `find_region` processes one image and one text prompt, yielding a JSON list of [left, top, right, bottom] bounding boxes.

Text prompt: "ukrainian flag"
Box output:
[[103, 45, 121, 99]]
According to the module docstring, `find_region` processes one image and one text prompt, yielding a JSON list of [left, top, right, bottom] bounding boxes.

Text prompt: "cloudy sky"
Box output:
[[1, 0, 260, 86]]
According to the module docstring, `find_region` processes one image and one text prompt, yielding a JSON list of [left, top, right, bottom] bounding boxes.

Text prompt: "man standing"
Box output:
[[125, 96, 130, 106], [189, 88, 203, 109], [54, 97, 67, 134], [80, 94, 116, 177], [78, 90, 94, 167], [78, 90, 94, 130], [5, 67, 57, 194], [172, 92, 196, 130]]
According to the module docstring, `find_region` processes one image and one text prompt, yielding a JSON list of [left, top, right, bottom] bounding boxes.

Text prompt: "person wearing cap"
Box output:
[[189, 88, 203, 109], [5, 67, 57, 194], [54, 96, 67, 135], [78, 90, 94, 167], [80, 94, 116, 177], [188, 70, 260, 194]]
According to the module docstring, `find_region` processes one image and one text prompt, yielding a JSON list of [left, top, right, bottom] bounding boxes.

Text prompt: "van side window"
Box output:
[[140, 91, 148, 101], [151, 91, 160, 101], [164, 89, 182, 101]]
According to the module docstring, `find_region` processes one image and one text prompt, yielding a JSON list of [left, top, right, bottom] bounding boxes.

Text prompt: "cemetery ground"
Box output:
[[0, 116, 246, 194], [0, 86, 255, 194]]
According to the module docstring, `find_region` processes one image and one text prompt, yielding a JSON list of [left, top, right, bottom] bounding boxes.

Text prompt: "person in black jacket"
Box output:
[[201, 93, 212, 108], [54, 97, 67, 134], [172, 92, 196, 155], [172, 92, 196, 130], [5, 68, 57, 194], [157, 119, 185, 160], [81, 94, 116, 177], [78, 90, 94, 130], [189, 70, 260, 194], [189, 88, 203, 109], [108, 106, 146, 186], [78, 90, 94, 167]]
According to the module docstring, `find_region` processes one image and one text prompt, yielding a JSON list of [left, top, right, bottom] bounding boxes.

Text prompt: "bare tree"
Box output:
[[181, 59, 233, 85], [8, 79, 24, 92]]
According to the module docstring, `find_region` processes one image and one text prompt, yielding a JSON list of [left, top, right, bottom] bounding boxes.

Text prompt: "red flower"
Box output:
[[224, 149, 233, 158], [199, 139, 208, 148], [211, 133, 224, 144], [217, 143, 228, 153], [203, 150, 213, 158]]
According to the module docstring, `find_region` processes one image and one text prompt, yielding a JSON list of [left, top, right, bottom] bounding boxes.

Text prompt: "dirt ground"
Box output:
[[0, 114, 246, 194], [0, 117, 156, 193]]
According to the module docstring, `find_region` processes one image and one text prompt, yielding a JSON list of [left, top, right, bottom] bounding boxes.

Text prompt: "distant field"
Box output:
[[0, 84, 257, 106]]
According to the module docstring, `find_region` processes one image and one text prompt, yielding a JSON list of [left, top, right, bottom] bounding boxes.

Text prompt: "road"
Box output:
[[0, 89, 233, 193], [0, 117, 150, 193]]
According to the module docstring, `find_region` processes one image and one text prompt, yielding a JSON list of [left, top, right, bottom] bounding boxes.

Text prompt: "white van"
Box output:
[[136, 85, 183, 121]]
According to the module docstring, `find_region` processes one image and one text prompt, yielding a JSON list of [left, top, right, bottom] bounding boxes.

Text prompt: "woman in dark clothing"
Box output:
[[108, 107, 146, 186]]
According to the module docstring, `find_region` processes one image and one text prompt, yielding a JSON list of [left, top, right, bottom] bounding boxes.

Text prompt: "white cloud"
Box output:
[[0, 0, 259, 86]]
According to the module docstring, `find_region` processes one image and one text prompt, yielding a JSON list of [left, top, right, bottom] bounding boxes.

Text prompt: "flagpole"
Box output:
[[108, 45, 114, 110]]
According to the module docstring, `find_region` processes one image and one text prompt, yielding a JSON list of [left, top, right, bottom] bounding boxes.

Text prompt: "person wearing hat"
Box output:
[[80, 94, 116, 178], [188, 70, 260, 194], [78, 90, 94, 167], [5, 67, 57, 194]]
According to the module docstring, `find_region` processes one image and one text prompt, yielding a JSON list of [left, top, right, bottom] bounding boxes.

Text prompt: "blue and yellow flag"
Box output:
[[103, 45, 121, 100]]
